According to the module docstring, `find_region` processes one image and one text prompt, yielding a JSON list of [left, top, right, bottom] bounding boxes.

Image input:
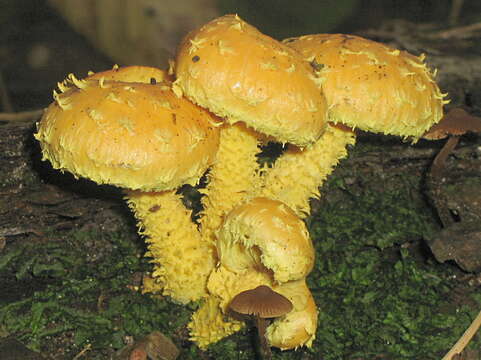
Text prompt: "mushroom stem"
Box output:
[[200, 123, 260, 246], [425, 135, 461, 227], [256, 316, 272, 359], [126, 190, 214, 303], [256, 124, 355, 217], [430, 135, 460, 179], [188, 296, 244, 348]]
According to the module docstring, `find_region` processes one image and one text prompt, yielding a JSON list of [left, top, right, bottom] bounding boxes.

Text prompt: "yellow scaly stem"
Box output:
[[126, 190, 214, 304], [200, 123, 260, 245], [257, 124, 356, 217], [188, 296, 243, 349]]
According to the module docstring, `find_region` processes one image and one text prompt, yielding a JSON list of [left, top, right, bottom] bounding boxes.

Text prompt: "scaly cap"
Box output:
[[217, 197, 314, 283], [284, 34, 449, 139], [175, 14, 328, 146], [35, 79, 220, 191]]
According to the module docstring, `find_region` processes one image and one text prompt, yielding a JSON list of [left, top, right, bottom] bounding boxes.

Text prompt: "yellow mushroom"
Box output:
[[257, 33, 449, 217], [35, 66, 220, 303], [174, 14, 328, 247], [189, 197, 317, 350]]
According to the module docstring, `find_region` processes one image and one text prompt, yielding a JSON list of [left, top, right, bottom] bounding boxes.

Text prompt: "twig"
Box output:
[[72, 343, 92, 360], [0, 109, 43, 123], [433, 21, 481, 39], [442, 309, 481, 360], [0, 227, 44, 237]]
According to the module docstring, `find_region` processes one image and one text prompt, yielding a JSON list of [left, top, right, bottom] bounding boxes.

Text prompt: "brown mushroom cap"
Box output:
[[423, 107, 481, 140], [229, 285, 293, 319]]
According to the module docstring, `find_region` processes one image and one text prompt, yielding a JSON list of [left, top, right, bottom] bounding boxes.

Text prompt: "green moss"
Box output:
[[0, 229, 192, 358], [1, 143, 480, 359], [305, 173, 480, 359]]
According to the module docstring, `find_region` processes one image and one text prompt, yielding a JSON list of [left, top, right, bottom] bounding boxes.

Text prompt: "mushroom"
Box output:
[[173, 14, 328, 245], [256, 33, 449, 217], [421, 107, 481, 227], [423, 107, 481, 178], [35, 66, 221, 303], [229, 285, 293, 359], [188, 197, 318, 350]]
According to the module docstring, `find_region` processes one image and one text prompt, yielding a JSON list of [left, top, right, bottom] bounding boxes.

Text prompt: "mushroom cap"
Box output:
[[174, 14, 328, 146], [267, 280, 318, 349], [86, 65, 172, 83], [229, 285, 293, 319], [423, 107, 481, 140], [284, 34, 448, 138], [35, 80, 220, 191], [217, 197, 315, 282]]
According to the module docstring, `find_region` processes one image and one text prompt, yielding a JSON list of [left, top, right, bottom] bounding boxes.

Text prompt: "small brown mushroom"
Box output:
[[423, 108, 481, 227], [423, 107, 481, 178], [229, 285, 293, 359]]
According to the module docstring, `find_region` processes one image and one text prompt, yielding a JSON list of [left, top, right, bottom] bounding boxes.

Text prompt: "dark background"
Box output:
[[1, 0, 480, 112]]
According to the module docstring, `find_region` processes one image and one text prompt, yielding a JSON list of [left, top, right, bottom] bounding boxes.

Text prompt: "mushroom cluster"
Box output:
[[34, 14, 448, 352], [189, 197, 317, 350], [173, 14, 328, 247], [259, 33, 449, 217]]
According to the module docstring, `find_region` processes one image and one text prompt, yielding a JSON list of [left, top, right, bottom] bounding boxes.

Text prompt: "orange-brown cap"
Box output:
[[174, 14, 328, 146], [229, 285, 293, 319], [423, 107, 481, 140], [284, 34, 449, 138], [35, 79, 220, 191]]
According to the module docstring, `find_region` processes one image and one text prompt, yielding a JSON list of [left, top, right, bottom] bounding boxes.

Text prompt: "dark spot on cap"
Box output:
[[309, 59, 324, 72], [149, 205, 161, 212]]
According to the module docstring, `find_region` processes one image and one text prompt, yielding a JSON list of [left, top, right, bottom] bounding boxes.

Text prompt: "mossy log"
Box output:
[[1, 19, 480, 270]]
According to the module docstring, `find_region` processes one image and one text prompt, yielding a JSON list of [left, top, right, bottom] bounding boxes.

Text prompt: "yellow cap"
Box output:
[[175, 14, 328, 146], [35, 80, 220, 191], [217, 197, 314, 283], [86, 64, 172, 83], [284, 34, 448, 138], [268, 279, 318, 349]]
